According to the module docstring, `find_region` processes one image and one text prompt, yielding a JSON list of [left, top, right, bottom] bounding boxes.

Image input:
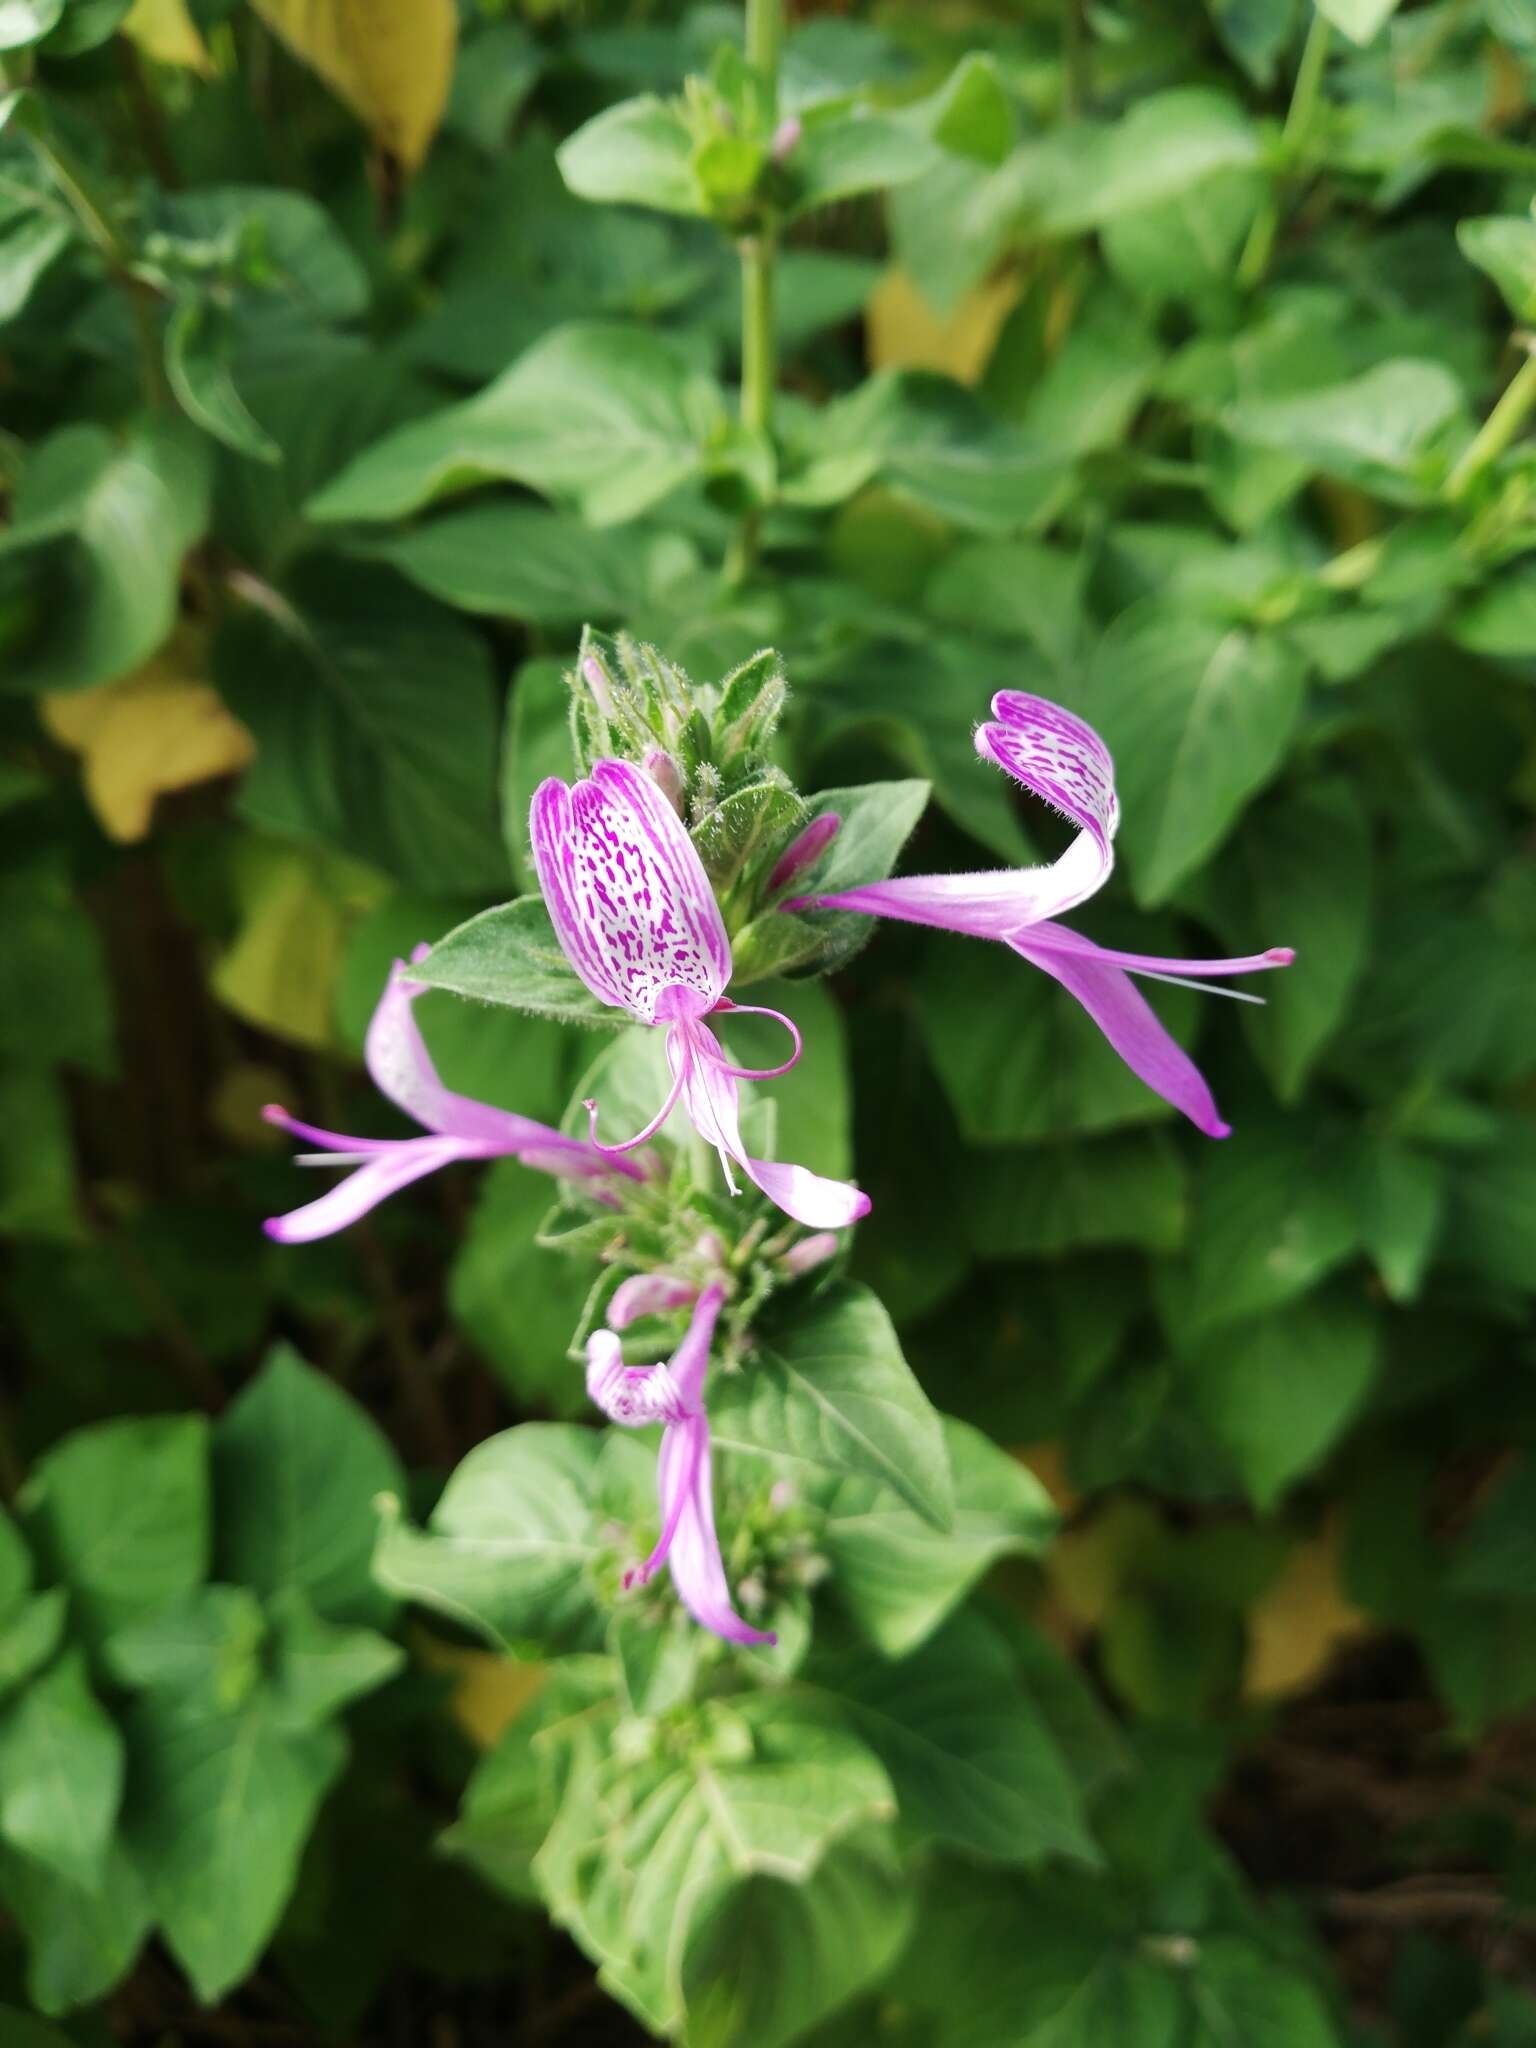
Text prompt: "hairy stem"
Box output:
[[1444, 344, 1536, 500]]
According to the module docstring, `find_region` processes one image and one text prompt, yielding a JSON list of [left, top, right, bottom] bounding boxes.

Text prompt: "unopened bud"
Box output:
[[642, 746, 685, 814], [782, 1231, 839, 1277], [770, 115, 802, 163], [694, 1230, 729, 1266], [582, 652, 616, 719], [608, 1273, 699, 1331], [768, 813, 840, 897], [769, 1479, 797, 1513]]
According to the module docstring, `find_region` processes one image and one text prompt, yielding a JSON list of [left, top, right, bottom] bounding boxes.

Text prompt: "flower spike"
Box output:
[[263, 947, 630, 1243], [532, 760, 869, 1228], [790, 691, 1293, 1138], [586, 1284, 774, 1647]]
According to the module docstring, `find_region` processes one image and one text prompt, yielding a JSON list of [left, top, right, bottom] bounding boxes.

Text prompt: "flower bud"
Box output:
[[581, 652, 616, 719], [770, 115, 802, 163], [608, 1272, 700, 1331], [768, 813, 840, 897], [782, 1230, 839, 1276], [642, 746, 685, 814]]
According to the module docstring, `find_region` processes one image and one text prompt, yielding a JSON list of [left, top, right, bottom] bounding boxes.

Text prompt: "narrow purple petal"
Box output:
[[608, 1273, 701, 1330], [709, 999, 803, 1079], [1020, 924, 1295, 980], [263, 1137, 466, 1242], [767, 813, 841, 897], [664, 1419, 776, 1647], [262, 1105, 400, 1155], [530, 759, 730, 1025], [665, 1282, 725, 1411], [1010, 929, 1230, 1139]]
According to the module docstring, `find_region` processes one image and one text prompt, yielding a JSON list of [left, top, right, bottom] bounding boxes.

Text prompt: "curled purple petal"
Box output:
[[608, 1273, 702, 1330], [530, 759, 730, 1024]]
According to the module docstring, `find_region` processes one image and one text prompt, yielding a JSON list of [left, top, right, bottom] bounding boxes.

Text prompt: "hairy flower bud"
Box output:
[[770, 115, 802, 163], [781, 1231, 839, 1276], [642, 746, 685, 814], [768, 813, 840, 897]]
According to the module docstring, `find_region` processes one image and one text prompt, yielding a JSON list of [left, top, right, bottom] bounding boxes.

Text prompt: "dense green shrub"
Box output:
[[2, 0, 1536, 2041]]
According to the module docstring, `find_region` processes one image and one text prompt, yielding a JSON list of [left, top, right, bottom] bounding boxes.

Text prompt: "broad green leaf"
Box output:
[[1183, 1291, 1380, 1509], [101, 1586, 266, 1710], [535, 1693, 896, 2038], [1222, 360, 1466, 503], [924, 538, 1086, 674], [1354, 1137, 1444, 1304], [124, 1684, 345, 2003], [815, 1610, 1093, 1866], [265, 1588, 404, 1730], [1201, 778, 1372, 1100], [711, 1284, 953, 1531], [788, 109, 928, 215], [1314, 0, 1402, 42], [1458, 214, 1536, 322], [0, 418, 209, 697], [556, 95, 699, 215], [213, 1345, 406, 1625], [248, 0, 455, 168], [308, 323, 724, 527], [414, 896, 616, 1027], [375, 503, 677, 625], [1018, 88, 1260, 235], [0, 1650, 123, 1890], [0, 1592, 67, 1700], [0, 168, 69, 322], [1450, 1458, 1536, 1602], [22, 1415, 210, 1639], [214, 558, 506, 894], [917, 920, 1199, 1144], [373, 1424, 609, 1651], [963, 1131, 1188, 1260], [1190, 1938, 1341, 2048], [1169, 1118, 1362, 1337], [824, 1417, 1057, 1658], [148, 184, 369, 323], [681, 1826, 914, 2048], [1077, 604, 1307, 904], [165, 295, 280, 462], [0, 1838, 151, 2017]]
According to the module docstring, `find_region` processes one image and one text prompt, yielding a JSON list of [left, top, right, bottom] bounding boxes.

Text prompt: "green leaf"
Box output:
[[1019, 88, 1261, 235], [1314, 0, 1402, 42], [22, 1415, 210, 1640], [730, 778, 930, 984], [147, 183, 370, 324], [213, 1345, 407, 1625], [1458, 214, 1536, 322], [0, 1837, 151, 2017], [788, 109, 929, 215], [1222, 360, 1466, 503], [0, 168, 70, 323], [101, 1586, 266, 1710], [1450, 1458, 1536, 1602], [0, 1070, 78, 1241], [308, 322, 724, 527], [815, 1610, 1094, 1866], [1354, 1137, 1444, 1304], [556, 95, 699, 215], [823, 1417, 1057, 1658], [375, 502, 675, 625], [165, 294, 281, 462], [1183, 1291, 1380, 1509], [711, 1284, 953, 1531], [373, 1424, 609, 1651], [0, 865, 116, 1080], [413, 895, 617, 1027], [0, 2007, 74, 2047], [265, 1588, 404, 1730], [964, 1131, 1188, 1260], [1191, 1937, 1341, 2048], [123, 1685, 345, 2004], [214, 558, 506, 894], [0, 418, 209, 696], [0, 1504, 31, 1624], [0, 1592, 67, 1701], [0, 1649, 122, 1891], [1077, 604, 1307, 905], [0, 0, 61, 49], [450, 1161, 599, 1415]]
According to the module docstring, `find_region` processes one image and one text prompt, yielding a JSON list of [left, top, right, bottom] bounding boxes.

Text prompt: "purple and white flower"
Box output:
[[586, 1282, 774, 1648], [531, 758, 868, 1227], [789, 692, 1293, 1138], [263, 947, 630, 1244]]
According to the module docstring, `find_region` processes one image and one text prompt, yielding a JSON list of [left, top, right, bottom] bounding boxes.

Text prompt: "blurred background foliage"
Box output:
[[3, 0, 1536, 2041]]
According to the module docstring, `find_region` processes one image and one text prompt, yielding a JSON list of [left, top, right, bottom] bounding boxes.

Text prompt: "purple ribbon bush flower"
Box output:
[[586, 1281, 774, 1648], [789, 691, 1294, 1138], [531, 756, 869, 1227], [263, 946, 631, 1244]]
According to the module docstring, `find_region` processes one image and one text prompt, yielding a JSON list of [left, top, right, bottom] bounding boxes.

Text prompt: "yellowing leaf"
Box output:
[[867, 265, 1021, 386], [122, 0, 213, 74], [414, 1631, 545, 1748], [212, 839, 384, 1050], [248, 0, 456, 170], [1244, 1525, 1369, 1700], [41, 630, 254, 843]]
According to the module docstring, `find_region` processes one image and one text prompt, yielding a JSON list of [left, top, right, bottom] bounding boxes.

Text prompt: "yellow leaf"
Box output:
[[122, 0, 214, 74], [1244, 1524, 1369, 1700], [414, 1632, 545, 1749], [41, 629, 255, 844], [866, 265, 1022, 386], [211, 838, 384, 1050], [248, 0, 456, 170]]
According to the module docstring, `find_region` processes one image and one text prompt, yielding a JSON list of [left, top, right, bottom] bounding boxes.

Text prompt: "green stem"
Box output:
[[1061, 0, 1088, 118], [1444, 346, 1536, 501], [1237, 12, 1333, 291], [728, 0, 783, 585], [745, 0, 781, 79]]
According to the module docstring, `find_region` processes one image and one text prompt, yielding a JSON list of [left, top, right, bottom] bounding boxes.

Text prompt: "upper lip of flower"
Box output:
[[784, 688, 1294, 1140], [531, 759, 870, 1229]]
